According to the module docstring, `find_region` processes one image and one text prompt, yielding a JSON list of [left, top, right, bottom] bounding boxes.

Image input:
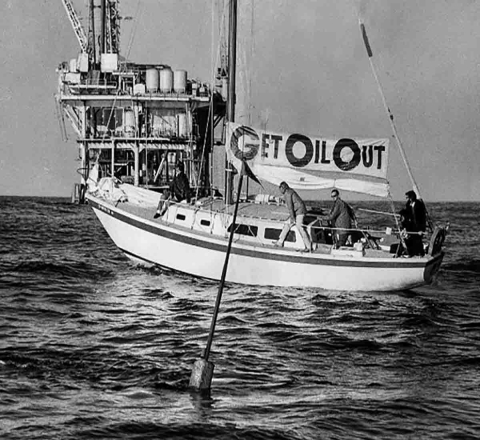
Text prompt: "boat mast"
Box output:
[[225, 0, 237, 205]]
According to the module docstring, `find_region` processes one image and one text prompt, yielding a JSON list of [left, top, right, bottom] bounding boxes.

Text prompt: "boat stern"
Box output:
[[423, 252, 444, 284]]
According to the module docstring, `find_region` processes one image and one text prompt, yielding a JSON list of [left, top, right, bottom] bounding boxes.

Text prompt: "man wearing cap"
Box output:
[[274, 181, 312, 251], [328, 189, 355, 247]]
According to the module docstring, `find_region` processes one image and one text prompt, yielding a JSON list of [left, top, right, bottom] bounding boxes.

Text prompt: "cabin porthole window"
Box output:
[[227, 223, 258, 237], [265, 228, 296, 242]]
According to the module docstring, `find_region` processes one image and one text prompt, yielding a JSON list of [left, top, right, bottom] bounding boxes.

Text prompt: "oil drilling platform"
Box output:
[[56, 0, 228, 203]]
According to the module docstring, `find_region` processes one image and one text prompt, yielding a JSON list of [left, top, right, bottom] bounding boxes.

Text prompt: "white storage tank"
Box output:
[[173, 70, 187, 93], [133, 83, 146, 95], [160, 68, 173, 93], [124, 109, 136, 137], [177, 113, 188, 138], [146, 68, 159, 92]]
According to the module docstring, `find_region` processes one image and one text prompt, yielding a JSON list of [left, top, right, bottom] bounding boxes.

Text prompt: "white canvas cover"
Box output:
[[225, 122, 391, 197]]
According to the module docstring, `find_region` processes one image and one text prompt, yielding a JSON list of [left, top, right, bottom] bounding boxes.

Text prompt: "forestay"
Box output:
[[226, 122, 391, 197]]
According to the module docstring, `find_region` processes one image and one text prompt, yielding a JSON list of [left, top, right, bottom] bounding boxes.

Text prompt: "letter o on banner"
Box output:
[[285, 134, 313, 168], [333, 138, 361, 171], [230, 126, 260, 160]]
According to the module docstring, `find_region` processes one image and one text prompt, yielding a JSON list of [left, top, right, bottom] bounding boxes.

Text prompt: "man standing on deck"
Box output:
[[405, 190, 427, 234], [328, 189, 355, 248], [274, 182, 312, 252]]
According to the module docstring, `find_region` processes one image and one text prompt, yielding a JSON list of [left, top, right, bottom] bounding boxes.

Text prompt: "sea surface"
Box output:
[[1, 196, 479, 440]]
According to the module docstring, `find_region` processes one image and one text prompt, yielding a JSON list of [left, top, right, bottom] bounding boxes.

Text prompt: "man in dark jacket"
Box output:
[[154, 162, 190, 218], [169, 162, 190, 203], [405, 190, 426, 233], [328, 189, 355, 247], [398, 208, 424, 256]]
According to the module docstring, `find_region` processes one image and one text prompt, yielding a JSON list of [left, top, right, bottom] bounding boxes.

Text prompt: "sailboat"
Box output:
[[57, 1, 447, 292]]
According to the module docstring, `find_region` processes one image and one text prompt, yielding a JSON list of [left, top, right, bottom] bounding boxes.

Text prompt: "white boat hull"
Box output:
[[87, 194, 444, 292]]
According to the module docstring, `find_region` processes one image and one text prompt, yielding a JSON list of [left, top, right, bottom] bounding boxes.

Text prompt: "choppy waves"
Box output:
[[1, 197, 480, 439]]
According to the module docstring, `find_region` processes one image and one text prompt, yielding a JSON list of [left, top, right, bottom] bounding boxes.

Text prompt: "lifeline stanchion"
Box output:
[[189, 167, 245, 392]]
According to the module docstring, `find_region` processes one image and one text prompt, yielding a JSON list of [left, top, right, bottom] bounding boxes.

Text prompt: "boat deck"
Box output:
[[100, 196, 409, 261]]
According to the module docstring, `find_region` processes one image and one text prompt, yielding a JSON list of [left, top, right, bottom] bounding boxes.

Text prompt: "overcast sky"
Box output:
[[0, 0, 479, 201]]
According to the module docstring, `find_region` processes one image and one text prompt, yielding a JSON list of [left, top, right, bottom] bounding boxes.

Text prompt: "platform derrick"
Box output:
[[56, 0, 227, 203]]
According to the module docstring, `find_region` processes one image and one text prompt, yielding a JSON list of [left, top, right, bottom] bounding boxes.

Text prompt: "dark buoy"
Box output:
[[189, 358, 214, 391]]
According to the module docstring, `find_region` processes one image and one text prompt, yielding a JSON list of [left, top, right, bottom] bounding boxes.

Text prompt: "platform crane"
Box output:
[[61, 0, 89, 54]]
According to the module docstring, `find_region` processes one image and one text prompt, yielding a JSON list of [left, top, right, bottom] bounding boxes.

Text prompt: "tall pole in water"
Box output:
[[190, 0, 238, 392], [225, 0, 237, 205], [189, 169, 244, 391]]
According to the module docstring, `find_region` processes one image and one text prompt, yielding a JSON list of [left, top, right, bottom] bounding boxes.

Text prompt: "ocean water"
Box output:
[[1, 196, 479, 440]]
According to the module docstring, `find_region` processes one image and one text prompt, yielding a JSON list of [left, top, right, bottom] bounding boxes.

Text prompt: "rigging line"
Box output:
[[387, 188, 409, 254], [355, 8, 435, 231], [241, 0, 255, 199], [387, 189, 401, 231], [92, 80, 124, 179], [194, 0, 216, 199], [92, 1, 142, 180], [54, 97, 68, 142], [207, 0, 216, 194], [208, 0, 216, 193], [217, 0, 227, 71], [125, 0, 143, 60], [100, 89, 122, 170], [98, 0, 141, 180], [195, 0, 228, 200], [354, 8, 422, 192], [358, 207, 399, 217], [359, 20, 421, 197], [248, 0, 255, 126]]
